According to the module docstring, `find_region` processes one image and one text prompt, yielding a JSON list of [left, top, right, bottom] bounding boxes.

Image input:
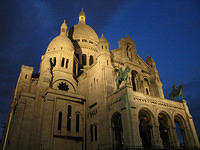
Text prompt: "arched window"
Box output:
[[61, 58, 65, 67], [158, 113, 170, 148], [139, 109, 152, 149], [174, 115, 188, 148], [144, 78, 150, 95], [76, 113, 80, 132], [111, 112, 123, 147], [67, 105, 72, 131], [73, 60, 76, 75], [89, 56, 93, 65], [94, 125, 97, 141], [66, 59, 69, 68], [90, 125, 93, 142], [54, 57, 56, 66], [82, 54, 86, 65], [58, 112, 62, 130], [146, 88, 149, 95], [132, 70, 137, 91]]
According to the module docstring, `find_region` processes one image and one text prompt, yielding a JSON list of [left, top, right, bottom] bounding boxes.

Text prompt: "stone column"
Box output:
[[129, 108, 143, 147], [151, 120, 163, 149], [170, 124, 180, 148]]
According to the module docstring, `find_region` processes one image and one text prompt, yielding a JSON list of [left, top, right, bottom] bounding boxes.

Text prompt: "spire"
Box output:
[[60, 19, 67, 36], [79, 8, 86, 24]]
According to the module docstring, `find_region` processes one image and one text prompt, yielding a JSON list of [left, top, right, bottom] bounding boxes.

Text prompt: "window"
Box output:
[[82, 39, 87, 42], [82, 54, 87, 65], [73, 60, 76, 75], [94, 125, 97, 141], [25, 74, 27, 79], [61, 58, 65, 67], [54, 57, 56, 66], [102, 45, 103, 49], [146, 88, 149, 95], [131, 70, 137, 91], [76, 113, 80, 132], [90, 125, 93, 142], [89, 41, 93, 44], [67, 105, 72, 131], [89, 56, 93, 65], [58, 112, 62, 130], [66, 59, 69, 68]]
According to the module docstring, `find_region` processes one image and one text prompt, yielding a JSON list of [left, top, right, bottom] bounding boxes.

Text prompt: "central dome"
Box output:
[[68, 8, 99, 44], [68, 24, 99, 43]]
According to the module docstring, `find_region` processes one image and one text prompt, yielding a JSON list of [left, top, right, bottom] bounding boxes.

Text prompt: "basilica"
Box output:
[[1, 9, 200, 150]]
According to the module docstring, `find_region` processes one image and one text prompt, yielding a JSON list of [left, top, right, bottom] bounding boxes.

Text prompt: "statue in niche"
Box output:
[[169, 84, 184, 100], [116, 66, 130, 89], [58, 82, 69, 91]]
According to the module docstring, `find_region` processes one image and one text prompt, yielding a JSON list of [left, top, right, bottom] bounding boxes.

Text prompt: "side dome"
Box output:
[[46, 20, 74, 53], [47, 35, 74, 52]]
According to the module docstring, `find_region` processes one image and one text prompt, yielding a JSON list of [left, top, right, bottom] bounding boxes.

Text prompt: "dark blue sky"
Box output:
[[0, 0, 200, 138]]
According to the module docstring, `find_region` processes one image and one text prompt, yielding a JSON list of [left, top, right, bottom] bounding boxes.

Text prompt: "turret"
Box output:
[[98, 34, 109, 52], [97, 34, 111, 66], [60, 19, 67, 36]]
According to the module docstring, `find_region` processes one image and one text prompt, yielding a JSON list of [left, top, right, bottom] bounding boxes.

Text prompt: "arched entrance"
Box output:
[[139, 109, 153, 149], [158, 113, 170, 148], [111, 112, 124, 149], [174, 115, 188, 148]]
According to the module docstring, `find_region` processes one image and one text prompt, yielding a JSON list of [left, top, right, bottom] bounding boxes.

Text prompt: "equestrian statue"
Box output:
[[116, 66, 130, 89], [169, 84, 184, 100]]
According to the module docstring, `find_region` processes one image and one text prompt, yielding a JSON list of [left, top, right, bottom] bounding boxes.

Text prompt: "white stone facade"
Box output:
[[2, 9, 200, 150]]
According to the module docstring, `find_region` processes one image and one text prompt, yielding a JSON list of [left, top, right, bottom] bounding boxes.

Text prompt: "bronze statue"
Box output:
[[116, 66, 130, 89], [169, 84, 184, 100]]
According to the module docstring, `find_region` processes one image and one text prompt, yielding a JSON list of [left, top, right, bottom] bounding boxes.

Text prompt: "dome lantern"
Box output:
[[79, 8, 86, 24], [60, 19, 67, 36]]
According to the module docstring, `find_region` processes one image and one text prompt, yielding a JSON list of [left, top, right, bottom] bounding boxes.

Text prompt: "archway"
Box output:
[[111, 112, 124, 149], [158, 113, 170, 148], [139, 109, 153, 149], [174, 115, 188, 148]]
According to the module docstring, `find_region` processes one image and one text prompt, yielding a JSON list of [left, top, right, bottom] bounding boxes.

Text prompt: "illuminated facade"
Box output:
[[2, 9, 200, 150]]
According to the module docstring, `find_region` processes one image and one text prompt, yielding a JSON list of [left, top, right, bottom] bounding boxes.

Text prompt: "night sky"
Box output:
[[0, 0, 200, 139]]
